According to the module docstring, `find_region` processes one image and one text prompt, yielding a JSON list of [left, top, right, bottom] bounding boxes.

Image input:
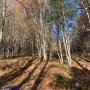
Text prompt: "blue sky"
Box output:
[[75, 5, 85, 17], [65, 18, 76, 31], [64, 0, 84, 31], [64, 0, 76, 4], [51, 0, 84, 38]]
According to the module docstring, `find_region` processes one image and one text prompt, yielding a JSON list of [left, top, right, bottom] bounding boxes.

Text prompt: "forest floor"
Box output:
[[0, 55, 90, 90]]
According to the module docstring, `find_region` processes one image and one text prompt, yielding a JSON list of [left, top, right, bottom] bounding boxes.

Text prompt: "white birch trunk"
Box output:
[[81, 0, 90, 23], [61, 4, 72, 66], [38, 42, 42, 58], [58, 40, 64, 63], [0, 0, 6, 42], [40, 11, 48, 61], [62, 33, 72, 67], [43, 39, 47, 61]]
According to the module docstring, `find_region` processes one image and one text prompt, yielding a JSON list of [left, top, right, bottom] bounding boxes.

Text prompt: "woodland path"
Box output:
[[0, 56, 90, 90]]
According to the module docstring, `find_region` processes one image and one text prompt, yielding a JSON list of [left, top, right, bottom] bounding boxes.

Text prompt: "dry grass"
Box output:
[[0, 56, 90, 90]]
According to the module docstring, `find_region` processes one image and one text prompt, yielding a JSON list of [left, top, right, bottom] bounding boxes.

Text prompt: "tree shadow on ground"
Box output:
[[50, 66, 90, 90], [17, 60, 42, 88], [71, 67, 90, 90], [49, 73, 72, 90], [74, 59, 89, 72], [0, 57, 37, 87], [30, 60, 49, 90], [0, 59, 26, 71]]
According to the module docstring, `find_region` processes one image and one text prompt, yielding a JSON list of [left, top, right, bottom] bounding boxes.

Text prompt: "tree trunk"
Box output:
[[62, 33, 72, 67], [58, 40, 64, 64]]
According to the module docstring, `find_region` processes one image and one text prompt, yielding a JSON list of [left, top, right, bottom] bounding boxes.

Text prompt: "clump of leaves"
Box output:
[[49, 64, 57, 68], [50, 73, 73, 89]]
